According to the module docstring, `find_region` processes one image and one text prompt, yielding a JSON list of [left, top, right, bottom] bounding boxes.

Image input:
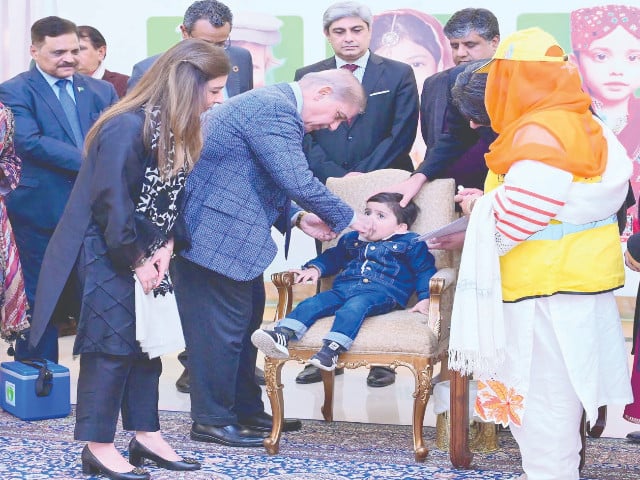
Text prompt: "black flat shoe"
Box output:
[[175, 368, 190, 393], [366, 366, 396, 387], [295, 364, 344, 384], [190, 422, 266, 447], [626, 430, 640, 442], [81, 445, 150, 480], [128, 437, 200, 471], [238, 411, 302, 432]]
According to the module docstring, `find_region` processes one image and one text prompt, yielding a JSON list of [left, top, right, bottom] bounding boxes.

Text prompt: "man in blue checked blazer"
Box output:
[[0, 16, 117, 362], [292, 1, 419, 387], [171, 69, 372, 448]]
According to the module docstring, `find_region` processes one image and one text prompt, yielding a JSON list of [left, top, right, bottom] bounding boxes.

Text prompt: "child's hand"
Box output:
[[290, 267, 320, 284], [409, 298, 430, 315]]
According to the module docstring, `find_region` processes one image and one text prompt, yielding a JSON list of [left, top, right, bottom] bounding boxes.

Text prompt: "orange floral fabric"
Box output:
[[484, 59, 607, 179], [475, 379, 524, 427]]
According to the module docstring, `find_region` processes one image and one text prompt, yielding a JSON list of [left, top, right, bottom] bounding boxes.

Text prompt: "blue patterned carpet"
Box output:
[[0, 408, 637, 479]]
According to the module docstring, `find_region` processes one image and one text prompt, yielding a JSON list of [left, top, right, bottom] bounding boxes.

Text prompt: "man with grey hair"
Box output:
[[127, 0, 252, 96], [388, 8, 499, 203], [293, 0, 420, 388], [171, 68, 372, 447]]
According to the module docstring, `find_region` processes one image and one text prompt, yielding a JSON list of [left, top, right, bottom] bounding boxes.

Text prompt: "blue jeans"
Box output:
[[279, 282, 397, 349]]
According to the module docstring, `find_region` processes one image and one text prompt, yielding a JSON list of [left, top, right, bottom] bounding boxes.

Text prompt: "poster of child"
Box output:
[[570, 4, 640, 239], [230, 11, 284, 88], [370, 9, 454, 168]]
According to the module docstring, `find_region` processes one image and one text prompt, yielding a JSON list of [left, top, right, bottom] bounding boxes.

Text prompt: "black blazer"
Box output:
[[294, 52, 419, 183]]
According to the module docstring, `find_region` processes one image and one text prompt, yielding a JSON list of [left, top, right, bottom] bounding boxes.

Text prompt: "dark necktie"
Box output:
[[341, 63, 359, 73], [55, 79, 83, 147]]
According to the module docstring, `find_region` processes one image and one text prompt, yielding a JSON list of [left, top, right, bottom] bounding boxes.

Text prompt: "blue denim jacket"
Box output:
[[305, 231, 436, 307]]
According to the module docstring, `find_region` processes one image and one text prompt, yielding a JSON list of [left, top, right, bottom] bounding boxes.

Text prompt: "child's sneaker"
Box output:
[[309, 341, 344, 371], [251, 329, 290, 359]]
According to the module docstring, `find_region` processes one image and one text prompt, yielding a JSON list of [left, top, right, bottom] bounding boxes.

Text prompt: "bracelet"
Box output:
[[295, 211, 308, 229]]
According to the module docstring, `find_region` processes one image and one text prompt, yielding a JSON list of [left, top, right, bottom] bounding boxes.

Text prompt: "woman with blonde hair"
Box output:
[[29, 38, 230, 480]]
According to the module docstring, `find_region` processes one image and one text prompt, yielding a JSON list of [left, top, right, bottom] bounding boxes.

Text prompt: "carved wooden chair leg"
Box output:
[[263, 358, 286, 455], [586, 405, 607, 438], [411, 361, 432, 462], [320, 368, 335, 421], [579, 410, 586, 471], [450, 370, 474, 469]]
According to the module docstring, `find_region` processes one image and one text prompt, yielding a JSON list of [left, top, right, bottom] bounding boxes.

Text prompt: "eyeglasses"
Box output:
[[213, 37, 231, 49], [335, 109, 349, 122]]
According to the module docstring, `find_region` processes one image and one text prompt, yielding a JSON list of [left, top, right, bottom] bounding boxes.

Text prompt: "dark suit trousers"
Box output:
[[176, 278, 266, 372], [171, 256, 264, 426], [10, 224, 59, 362], [74, 352, 161, 442]]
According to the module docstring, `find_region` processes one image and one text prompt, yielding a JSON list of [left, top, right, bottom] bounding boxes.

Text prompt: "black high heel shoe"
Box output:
[[81, 445, 150, 480], [128, 437, 201, 471]]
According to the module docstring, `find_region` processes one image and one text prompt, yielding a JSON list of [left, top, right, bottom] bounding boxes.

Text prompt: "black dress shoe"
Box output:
[[238, 411, 302, 432], [190, 422, 266, 447], [295, 364, 344, 384], [175, 368, 190, 393], [128, 437, 200, 471], [255, 366, 266, 386], [81, 445, 150, 480], [366, 366, 396, 387], [626, 430, 640, 442]]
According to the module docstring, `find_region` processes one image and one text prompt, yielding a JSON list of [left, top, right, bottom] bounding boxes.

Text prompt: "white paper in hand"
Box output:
[[415, 215, 470, 242]]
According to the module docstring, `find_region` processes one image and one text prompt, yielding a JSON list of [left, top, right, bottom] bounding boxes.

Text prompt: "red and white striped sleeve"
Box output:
[[492, 160, 573, 255]]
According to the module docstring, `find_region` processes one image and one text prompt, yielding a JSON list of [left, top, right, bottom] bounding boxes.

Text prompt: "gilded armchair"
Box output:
[[262, 169, 462, 462]]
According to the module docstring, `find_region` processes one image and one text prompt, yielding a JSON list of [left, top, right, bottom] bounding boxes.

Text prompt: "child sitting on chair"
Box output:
[[251, 192, 437, 371]]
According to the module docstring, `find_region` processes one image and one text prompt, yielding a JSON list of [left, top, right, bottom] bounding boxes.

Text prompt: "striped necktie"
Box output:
[[55, 79, 83, 147]]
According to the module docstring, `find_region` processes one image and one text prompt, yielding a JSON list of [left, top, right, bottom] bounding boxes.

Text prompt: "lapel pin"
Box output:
[[77, 86, 84, 92], [232, 66, 239, 73]]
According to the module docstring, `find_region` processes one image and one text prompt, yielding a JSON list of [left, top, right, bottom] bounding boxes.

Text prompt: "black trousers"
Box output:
[[171, 256, 264, 426], [74, 352, 161, 442]]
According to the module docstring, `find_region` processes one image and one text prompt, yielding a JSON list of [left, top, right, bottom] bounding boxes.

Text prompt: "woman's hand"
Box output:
[[454, 188, 484, 216], [290, 267, 320, 284], [150, 239, 173, 282], [426, 231, 466, 251], [134, 239, 174, 294], [134, 260, 160, 294]]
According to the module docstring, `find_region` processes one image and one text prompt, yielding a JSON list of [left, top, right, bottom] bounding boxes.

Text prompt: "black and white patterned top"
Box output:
[[134, 106, 187, 295]]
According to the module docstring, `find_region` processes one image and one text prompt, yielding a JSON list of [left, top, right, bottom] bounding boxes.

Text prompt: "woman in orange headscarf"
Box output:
[[448, 28, 633, 480]]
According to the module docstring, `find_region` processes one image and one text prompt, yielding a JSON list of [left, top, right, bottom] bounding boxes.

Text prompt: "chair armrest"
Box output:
[[430, 267, 457, 290], [271, 271, 297, 321], [427, 267, 457, 339]]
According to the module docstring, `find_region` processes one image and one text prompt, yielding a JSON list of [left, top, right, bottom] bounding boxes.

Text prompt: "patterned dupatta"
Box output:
[[0, 105, 29, 340]]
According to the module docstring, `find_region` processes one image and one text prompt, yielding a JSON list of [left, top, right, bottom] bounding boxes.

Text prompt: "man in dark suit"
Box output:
[[171, 69, 372, 447], [128, 1, 256, 394], [77, 25, 129, 98], [127, 0, 252, 97], [293, 1, 419, 387], [0, 16, 118, 362], [388, 8, 500, 204]]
